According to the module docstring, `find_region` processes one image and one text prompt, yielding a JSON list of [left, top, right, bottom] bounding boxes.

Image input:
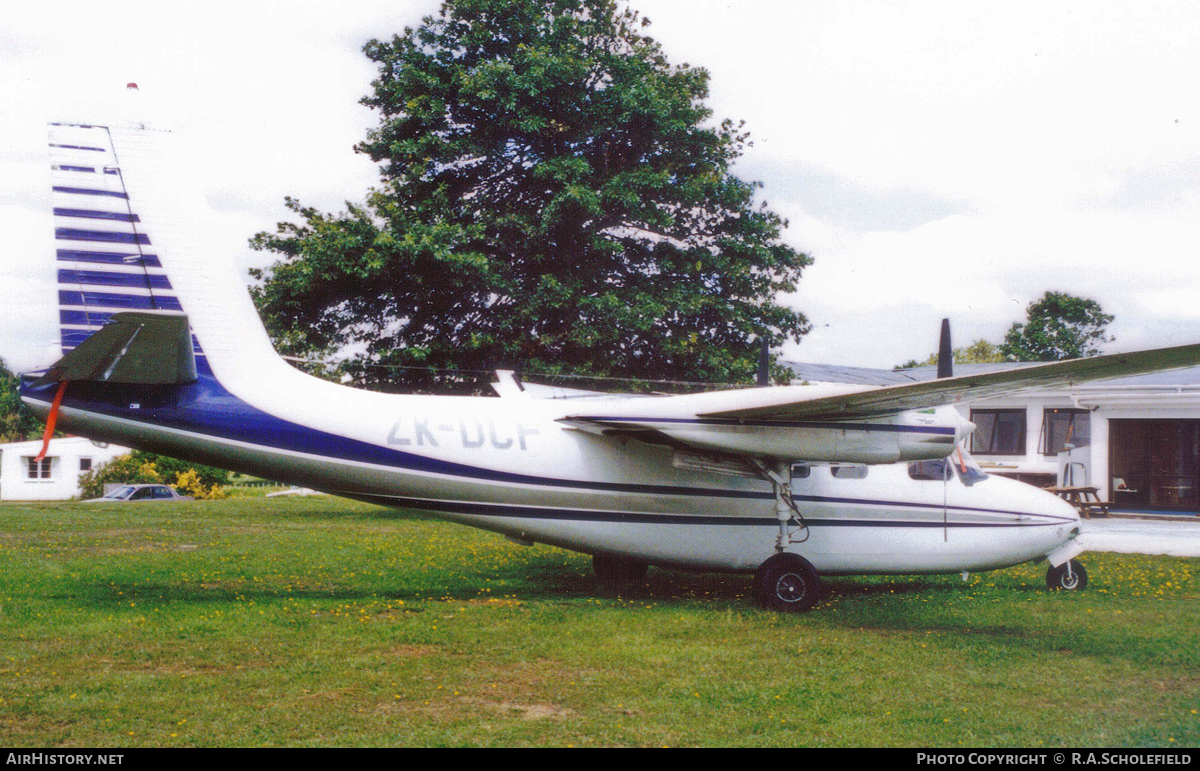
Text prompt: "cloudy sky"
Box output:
[[2, 0, 1198, 375]]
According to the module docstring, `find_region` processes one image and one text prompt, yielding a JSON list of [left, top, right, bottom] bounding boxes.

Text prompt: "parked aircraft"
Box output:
[[23, 121, 1200, 611]]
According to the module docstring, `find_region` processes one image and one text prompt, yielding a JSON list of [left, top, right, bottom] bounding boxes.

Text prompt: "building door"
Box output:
[[1109, 419, 1200, 511]]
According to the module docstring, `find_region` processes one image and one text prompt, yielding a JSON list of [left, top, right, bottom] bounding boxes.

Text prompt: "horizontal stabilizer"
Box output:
[[34, 310, 197, 386]]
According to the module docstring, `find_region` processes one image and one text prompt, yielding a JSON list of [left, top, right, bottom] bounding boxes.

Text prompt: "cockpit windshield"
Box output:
[[950, 446, 988, 485], [908, 459, 952, 481]]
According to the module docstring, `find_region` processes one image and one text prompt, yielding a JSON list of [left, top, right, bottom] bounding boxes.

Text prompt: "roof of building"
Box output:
[[0, 436, 127, 454], [782, 361, 1200, 388]]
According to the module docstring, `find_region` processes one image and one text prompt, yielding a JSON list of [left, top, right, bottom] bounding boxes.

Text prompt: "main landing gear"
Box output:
[[1046, 559, 1088, 591], [755, 553, 821, 613], [752, 461, 821, 613]]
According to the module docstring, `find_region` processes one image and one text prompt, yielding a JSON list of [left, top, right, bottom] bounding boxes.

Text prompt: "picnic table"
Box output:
[[1045, 485, 1111, 518]]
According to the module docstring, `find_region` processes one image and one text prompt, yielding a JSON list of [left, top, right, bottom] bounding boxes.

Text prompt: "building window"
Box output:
[[79, 458, 92, 472], [970, 409, 1026, 455], [1041, 408, 1090, 456], [26, 457, 52, 479]]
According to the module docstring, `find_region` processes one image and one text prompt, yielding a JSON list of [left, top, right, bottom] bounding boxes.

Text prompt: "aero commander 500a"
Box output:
[[22, 121, 1200, 612]]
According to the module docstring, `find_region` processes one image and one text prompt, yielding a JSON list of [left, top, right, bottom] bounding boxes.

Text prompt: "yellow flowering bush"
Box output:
[[174, 468, 228, 500], [77, 451, 230, 500]]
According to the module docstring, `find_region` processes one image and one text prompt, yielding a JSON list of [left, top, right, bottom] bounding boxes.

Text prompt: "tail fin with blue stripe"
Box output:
[[49, 122, 210, 376], [46, 117, 302, 396]]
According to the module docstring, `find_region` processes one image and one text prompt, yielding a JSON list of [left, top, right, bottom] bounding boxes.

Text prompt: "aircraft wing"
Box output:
[[700, 342, 1200, 421], [33, 310, 197, 386], [558, 343, 1200, 463]]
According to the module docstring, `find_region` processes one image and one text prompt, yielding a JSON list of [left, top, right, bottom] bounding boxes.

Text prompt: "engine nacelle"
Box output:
[[640, 404, 975, 464]]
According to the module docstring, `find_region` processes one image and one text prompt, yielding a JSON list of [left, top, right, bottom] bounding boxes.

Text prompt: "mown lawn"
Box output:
[[0, 495, 1196, 747]]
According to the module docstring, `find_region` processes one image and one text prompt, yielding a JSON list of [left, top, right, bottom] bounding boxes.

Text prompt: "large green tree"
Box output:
[[250, 0, 811, 393], [1000, 291, 1114, 362]]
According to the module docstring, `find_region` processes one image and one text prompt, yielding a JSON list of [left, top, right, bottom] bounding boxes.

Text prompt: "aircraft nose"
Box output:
[[1055, 494, 1082, 522], [1034, 485, 1082, 523]]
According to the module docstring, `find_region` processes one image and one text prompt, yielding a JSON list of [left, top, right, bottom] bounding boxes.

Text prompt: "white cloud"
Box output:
[[2, 0, 1199, 376]]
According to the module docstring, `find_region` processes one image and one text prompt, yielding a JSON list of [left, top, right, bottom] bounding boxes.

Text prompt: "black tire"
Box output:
[[593, 553, 649, 584], [1046, 559, 1088, 591], [754, 553, 821, 613]]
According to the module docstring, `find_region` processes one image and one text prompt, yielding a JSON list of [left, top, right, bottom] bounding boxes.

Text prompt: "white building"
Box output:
[[0, 436, 129, 501], [786, 361, 1200, 515]]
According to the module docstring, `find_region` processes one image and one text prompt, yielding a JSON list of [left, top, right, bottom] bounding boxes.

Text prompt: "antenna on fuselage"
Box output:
[[937, 318, 953, 379]]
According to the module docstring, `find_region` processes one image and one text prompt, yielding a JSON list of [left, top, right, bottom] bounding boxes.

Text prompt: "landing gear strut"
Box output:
[[1046, 559, 1088, 591], [751, 461, 820, 612], [753, 460, 809, 552]]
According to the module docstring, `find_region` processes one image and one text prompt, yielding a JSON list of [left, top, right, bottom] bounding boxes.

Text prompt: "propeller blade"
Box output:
[[937, 318, 954, 379], [757, 338, 770, 387]]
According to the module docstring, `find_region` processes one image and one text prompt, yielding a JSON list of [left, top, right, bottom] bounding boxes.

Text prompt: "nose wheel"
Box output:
[[1046, 559, 1088, 591], [754, 553, 821, 612]]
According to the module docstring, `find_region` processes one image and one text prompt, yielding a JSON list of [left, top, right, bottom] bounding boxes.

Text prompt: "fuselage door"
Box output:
[[907, 458, 950, 539]]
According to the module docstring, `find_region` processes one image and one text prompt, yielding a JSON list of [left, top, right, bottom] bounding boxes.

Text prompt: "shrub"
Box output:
[[78, 451, 231, 500], [174, 468, 228, 500]]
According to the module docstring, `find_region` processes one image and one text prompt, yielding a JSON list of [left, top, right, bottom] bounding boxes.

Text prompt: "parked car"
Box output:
[[83, 484, 193, 503]]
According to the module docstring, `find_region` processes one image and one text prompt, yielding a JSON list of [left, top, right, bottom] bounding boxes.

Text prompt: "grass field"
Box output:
[[0, 494, 1197, 748]]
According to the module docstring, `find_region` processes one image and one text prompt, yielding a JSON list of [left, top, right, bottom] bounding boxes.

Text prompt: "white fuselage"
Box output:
[[37, 376, 1082, 576]]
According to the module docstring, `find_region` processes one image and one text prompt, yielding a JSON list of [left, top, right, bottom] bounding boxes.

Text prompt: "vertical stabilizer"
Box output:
[[49, 123, 200, 368], [48, 122, 290, 393]]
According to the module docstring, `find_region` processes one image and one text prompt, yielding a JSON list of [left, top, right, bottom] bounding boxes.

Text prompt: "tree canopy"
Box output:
[[896, 293, 1114, 369], [250, 0, 811, 393], [0, 357, 41, 444], [1000, 291, 1114, 362], [896, 339, 1005, 370]]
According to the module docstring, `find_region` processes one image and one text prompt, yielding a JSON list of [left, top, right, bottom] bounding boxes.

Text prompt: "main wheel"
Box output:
[[592, 553, 649, 584], [1046, 559, 1088, 591], [754, 553, 821, 613]]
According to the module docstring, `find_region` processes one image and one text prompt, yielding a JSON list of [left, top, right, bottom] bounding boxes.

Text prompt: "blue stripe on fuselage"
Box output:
[[18, 374, 774, 500]]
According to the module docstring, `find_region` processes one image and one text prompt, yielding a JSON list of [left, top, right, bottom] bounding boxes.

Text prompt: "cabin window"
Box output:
[[1040, 408, 1090, 456], [830, 465, 868, 479], [790, 464, 811, 479], [908, 459, 951, 481], [970, 409, 1026, 455], [79, 458, 92, 472], [26, 457, 52, 480]]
